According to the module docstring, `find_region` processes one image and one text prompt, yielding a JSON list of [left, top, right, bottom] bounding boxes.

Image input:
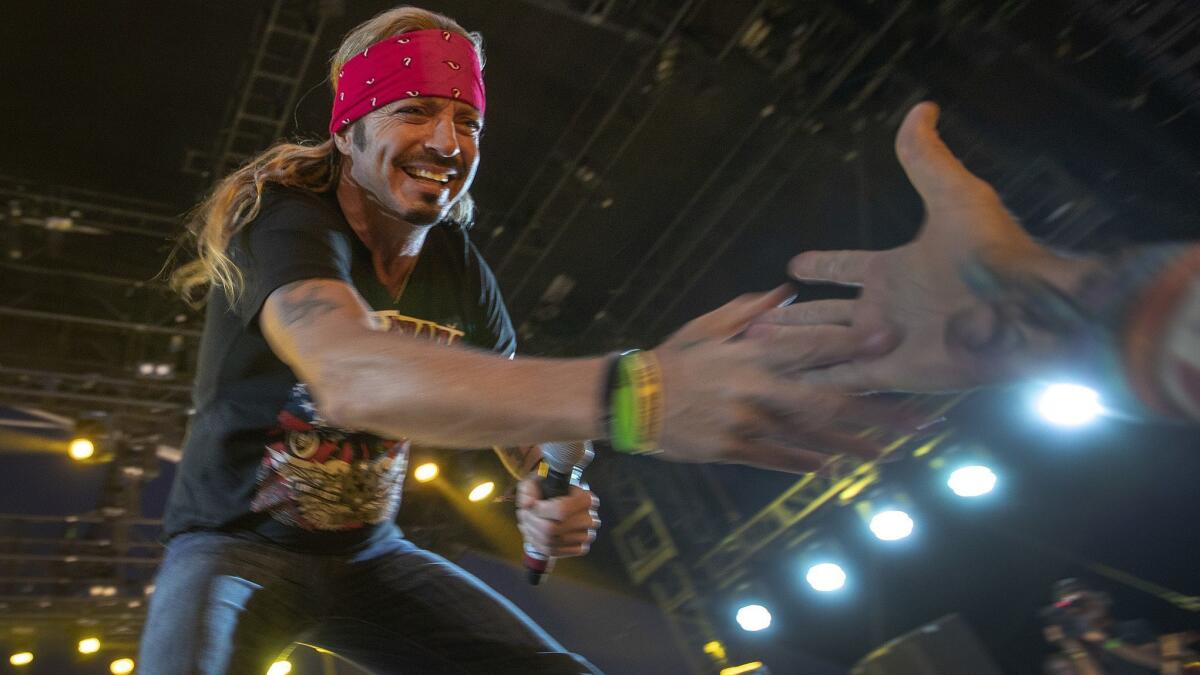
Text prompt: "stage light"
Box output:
[[868, 509, 914, 541], [806, 562, 847, 592], [799, 541, 850, 593], [413, 462, 439, 483], [468, 481, 495, 502], [735, 604, 771, 632], [9, 652, 33, 667], [69, 418, 114, 463], [721, 662, 766, 675], [69, 438, 96, 461], [855, 489, 916, 542], [137, 361, 174, 379], [78, 637, 101, 654], [947, 465, 997, 497], [1037, 383, 1101, 427], [110, 657, 134, 674], [702, 640, 726, 661], [267, 660, 292, 675]]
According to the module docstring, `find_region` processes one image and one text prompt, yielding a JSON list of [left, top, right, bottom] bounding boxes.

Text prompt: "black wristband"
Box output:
[[599, 350, 633, 441]]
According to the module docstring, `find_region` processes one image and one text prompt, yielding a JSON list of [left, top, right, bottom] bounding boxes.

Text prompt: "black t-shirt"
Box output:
[[163, 185, 515, 552]]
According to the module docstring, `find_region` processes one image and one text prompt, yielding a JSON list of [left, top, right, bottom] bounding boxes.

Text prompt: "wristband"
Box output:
[[605, 350, 664, 454]]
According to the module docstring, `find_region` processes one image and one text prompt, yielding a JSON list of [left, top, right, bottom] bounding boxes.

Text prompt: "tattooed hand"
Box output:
[[748, 102, 1105, 392]]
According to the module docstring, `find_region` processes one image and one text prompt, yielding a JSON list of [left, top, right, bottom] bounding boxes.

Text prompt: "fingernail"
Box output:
[[778, 293, 798, 308]]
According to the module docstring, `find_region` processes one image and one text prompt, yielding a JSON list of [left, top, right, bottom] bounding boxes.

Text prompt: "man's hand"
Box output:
[[750, 102, 1100, 392], [650, 285, 925, 473], [516, 477, 599, 560]]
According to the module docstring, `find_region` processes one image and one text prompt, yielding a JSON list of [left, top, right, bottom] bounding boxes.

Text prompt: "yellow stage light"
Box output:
[[78, 637, 101, 654], [721, 661, 765, 675], [702, 640, 727, 661], [69, 438, 96, 461], [110, 657, 134, 674], [467, 481, 495, 502], [267, 660, 292, 675], [413, 462, 439, 483], [9, 652, 33, 666]]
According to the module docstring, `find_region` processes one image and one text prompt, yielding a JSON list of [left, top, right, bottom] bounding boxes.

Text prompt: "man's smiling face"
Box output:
[[338, 96, 482, 226]]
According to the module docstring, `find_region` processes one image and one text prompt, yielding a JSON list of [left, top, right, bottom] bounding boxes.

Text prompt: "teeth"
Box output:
[[407, 168, 451, 183]]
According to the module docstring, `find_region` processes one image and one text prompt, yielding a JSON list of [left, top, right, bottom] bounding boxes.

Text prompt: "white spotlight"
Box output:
[[735, 604, 771, 632], [1037, 383, 1102, 427], [805, 562, 847, 592], [868, 510, 914, 541], [948, 465, 997, 497]]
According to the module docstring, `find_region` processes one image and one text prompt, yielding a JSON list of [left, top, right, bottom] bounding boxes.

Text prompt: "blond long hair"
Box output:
[[172, 6, 484, 303]]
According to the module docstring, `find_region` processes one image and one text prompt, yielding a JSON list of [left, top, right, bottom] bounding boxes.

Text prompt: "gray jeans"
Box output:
[[137, 529, 600, 674]]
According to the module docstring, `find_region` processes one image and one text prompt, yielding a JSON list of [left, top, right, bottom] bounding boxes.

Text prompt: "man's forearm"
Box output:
[[312, 331, 606, 447], [964, 243, 1200, 420], [1123, 246, 1200, 419]]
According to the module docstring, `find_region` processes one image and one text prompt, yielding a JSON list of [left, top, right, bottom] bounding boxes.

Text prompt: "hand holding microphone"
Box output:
[[517, 441, 597, 585]]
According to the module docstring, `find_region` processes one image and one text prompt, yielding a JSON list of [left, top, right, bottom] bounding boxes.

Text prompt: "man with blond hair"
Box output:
[[143, 6, 909, 673]]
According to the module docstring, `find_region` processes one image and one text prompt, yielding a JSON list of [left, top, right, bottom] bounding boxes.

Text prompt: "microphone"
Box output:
[[524, 440, 593, 585]]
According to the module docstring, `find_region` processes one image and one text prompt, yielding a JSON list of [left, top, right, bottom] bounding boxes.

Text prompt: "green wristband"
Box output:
[[609, 358, 641, 452]]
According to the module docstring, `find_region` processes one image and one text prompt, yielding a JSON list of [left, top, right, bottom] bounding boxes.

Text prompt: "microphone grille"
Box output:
[[541, 441, 591, 473]]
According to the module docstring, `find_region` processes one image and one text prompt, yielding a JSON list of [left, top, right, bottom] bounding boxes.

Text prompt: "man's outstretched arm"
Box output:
[[752, 101, 1200, 421], [261, 278, 602, 448], [260, 277, 915, 470]]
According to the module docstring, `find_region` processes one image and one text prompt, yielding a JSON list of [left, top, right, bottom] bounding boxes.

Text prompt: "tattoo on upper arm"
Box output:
[[277, 283, 340, 326]]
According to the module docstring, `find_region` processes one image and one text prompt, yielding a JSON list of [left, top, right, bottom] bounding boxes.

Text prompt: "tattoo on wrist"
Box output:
[[948, 259, 1088, 366]]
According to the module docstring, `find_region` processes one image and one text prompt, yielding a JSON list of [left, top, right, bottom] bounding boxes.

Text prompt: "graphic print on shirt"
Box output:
[[250, 312, 466, 531]]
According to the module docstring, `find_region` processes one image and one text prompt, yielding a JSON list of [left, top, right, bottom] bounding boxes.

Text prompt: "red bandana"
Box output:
[[329, 29, 486, 135]]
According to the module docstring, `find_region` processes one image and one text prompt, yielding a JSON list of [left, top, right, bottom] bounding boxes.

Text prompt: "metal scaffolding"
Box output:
[[204, 0, 336, 179], [0, 3, 337, 648], [596, 456, 730, 673], [1, 1, 1190, 670], [1075, 0, 1200, 108]]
